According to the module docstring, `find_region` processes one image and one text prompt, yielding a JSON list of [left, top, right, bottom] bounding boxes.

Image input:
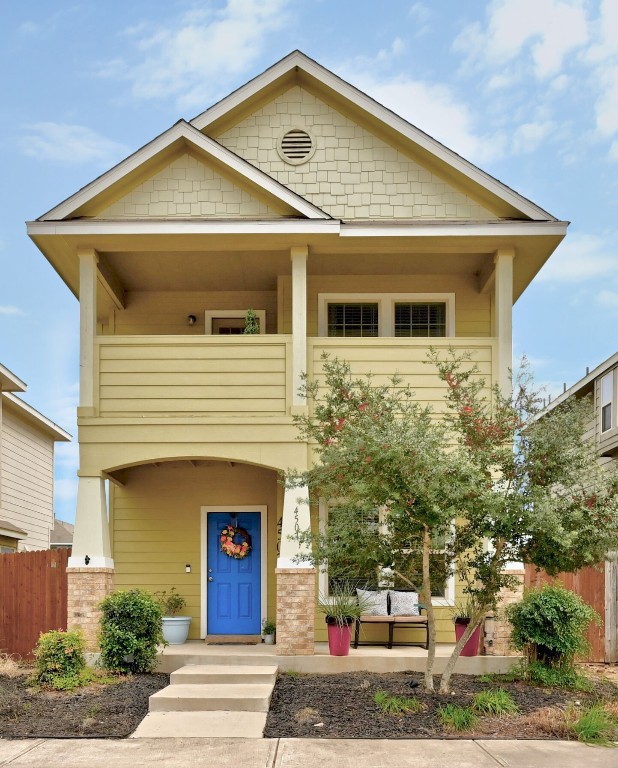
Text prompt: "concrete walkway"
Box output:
[[1, 738, 616, 767]]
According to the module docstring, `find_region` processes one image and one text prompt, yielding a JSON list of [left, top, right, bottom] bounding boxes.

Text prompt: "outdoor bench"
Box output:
[[353, 593, 428, 650]]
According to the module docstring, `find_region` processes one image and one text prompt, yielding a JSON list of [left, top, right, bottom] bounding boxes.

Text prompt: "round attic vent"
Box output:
[[277, 128, 316, 165]]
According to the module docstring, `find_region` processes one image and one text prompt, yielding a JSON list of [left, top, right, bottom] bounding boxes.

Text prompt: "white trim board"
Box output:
[[200, 506, 268, 638]]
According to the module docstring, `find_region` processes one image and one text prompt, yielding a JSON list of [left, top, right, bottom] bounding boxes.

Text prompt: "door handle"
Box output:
[[208, 576, 214, 582]]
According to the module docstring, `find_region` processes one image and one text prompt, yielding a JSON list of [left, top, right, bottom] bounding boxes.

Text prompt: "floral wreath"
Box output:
[[220, 525, 252, 559]]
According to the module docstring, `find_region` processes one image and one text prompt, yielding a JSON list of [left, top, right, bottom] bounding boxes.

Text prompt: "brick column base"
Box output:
[[276, 567, 316, 655], [67, 567, 114, 651], [484, 569, 525, 656]]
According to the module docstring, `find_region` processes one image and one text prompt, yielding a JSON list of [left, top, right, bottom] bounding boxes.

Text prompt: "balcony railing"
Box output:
[[94, 335, 496, 418]]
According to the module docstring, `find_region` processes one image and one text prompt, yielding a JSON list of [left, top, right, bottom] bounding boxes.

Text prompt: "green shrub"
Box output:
[[33, 629, 86, 690], [99, 589, 163, 673], [472, 688, 519, 716], [374, 690, 422, 715], [571, 704, 617, 745], [506, 584, 600, 668], [525, 660, 593, 690], [438, 703, 478, 731]]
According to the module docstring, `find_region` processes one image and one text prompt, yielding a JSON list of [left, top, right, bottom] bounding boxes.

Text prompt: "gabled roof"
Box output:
[[191, 50, 555, 222], [38, 120, 331, 222], [0, 363, 26, 393], [2, 392, 71, 441], [544, 351, 618, 412]]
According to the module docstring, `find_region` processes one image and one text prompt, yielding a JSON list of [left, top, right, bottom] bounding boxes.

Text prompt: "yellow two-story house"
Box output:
[[27, 51, 567, 654]]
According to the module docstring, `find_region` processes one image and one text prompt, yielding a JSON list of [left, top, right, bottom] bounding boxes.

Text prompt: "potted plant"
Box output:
[[318, 582, 374, 656], [243, 309, 260, 334], [155, 588, 191, 645], [451, 596, 482, 657], [261, 618, 276, 645]]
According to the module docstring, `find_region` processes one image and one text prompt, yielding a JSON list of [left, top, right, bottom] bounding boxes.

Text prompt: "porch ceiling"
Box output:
[[102, 249, 489, 291]]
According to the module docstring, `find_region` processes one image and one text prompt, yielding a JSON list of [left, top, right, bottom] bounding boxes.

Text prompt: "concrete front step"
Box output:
[[170, 664, 277, 686], [149, 683, 274, 712], [131, 710, 267, 738]]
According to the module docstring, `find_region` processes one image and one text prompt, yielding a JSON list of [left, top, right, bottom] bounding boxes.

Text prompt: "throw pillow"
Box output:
[[356, 588, 389, 616], [389, 591, 420, 616]]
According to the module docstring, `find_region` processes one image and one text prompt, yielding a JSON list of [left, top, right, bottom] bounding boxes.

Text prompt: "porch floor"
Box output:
[[156, 641, 518, 676]]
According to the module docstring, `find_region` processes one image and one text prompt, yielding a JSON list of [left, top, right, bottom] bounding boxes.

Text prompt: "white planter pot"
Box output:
[[263, 634, 275, 645], [162, 616, 192, 645]]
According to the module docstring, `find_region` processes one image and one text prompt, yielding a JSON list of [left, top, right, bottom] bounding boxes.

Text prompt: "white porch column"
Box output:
[[278, 484, 311, 568], [78, 248, 98, 413], [291, 245, 308, 409], [68, 476, 113, 569], [494, 248, 514, 395]]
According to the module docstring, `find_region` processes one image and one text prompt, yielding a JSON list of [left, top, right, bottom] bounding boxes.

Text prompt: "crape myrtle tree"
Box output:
[[289, 351, 618, 694]]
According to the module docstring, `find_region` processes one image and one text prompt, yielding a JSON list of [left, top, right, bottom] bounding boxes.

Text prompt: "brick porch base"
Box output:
[[275, 567, 315, 655]]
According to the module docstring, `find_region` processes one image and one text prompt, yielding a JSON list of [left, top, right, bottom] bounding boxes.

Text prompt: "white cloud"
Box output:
[[454, 0, 589, 79], [512, 121, 554, 154], [536, 232, 618, 282], [0, 305, 26, 316], [103, 0, 290, 110], [20, 123, 128, 165], [337, 66, 506, 164]]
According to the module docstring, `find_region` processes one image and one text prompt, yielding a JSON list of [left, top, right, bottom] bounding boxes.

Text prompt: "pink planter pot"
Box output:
[[454, 620, 482, 657], [327, 622, 353, 656]]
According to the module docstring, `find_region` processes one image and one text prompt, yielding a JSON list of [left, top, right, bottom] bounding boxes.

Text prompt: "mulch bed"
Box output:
[[0, 673, 169, 738], [1, 668, 616, 740], [264, 671, 618, 740]]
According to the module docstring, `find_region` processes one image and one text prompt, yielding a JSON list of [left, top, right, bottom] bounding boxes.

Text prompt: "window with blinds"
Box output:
[[327, 303, 379, 337], [394, 302, 446, 337]]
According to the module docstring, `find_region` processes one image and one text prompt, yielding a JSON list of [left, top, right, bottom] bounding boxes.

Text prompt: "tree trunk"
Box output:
[[421, 524, 436, 692], [439, 608, 486, 693]]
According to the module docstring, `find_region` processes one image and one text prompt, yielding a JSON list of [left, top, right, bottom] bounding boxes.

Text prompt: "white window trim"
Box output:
[[204, 310, 266, 335], [318, 499, 454, 606], [318, 293, 455, 337]]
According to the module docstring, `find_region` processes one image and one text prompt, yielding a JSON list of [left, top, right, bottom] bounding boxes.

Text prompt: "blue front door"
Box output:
[[207, 512, 261, 635]]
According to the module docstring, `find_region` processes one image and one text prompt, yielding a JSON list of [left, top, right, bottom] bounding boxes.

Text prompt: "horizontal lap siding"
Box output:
[[310, 339, 494, 409], [0, 410, 54, 550], [98, 338, 288, 416]]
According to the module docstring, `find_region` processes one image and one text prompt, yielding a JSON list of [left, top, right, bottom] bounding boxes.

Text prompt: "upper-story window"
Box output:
[[601, 370, 614, 433], [319, 294, 455, 337], [327, 303, 379, 337]]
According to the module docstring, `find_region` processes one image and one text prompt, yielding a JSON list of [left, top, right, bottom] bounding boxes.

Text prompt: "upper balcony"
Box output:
[[93, 334, 497, 420]]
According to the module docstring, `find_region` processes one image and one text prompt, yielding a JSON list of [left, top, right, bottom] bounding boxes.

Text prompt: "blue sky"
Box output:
[[1, 0, 617, 522]]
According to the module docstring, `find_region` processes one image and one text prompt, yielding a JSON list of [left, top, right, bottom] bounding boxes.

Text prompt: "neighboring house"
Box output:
[[51, 518, 74, 549], [527, 352, 618, 662], [0, 363, 71, 552], [27, 51, 567, 653]]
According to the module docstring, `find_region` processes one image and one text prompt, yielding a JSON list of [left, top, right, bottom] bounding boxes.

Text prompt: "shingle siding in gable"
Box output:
[[97, 154, 279, 219], [217, 86, 496, 221]]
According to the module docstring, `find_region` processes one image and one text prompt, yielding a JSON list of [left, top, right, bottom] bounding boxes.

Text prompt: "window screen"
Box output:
[[327, 303, 379, 337], [394, 303, 446, 337]]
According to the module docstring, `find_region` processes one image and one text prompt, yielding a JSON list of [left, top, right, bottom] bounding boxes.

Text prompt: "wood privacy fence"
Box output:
[[0, 548, 69, 659], [525, 557, 618, 663]]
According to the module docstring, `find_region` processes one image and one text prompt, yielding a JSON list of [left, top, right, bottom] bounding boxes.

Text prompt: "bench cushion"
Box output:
[[356, 588, 389, 616], [392, 615, 427, 624], [358, 614, 394, 623], [389, 590, 420, 616]]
